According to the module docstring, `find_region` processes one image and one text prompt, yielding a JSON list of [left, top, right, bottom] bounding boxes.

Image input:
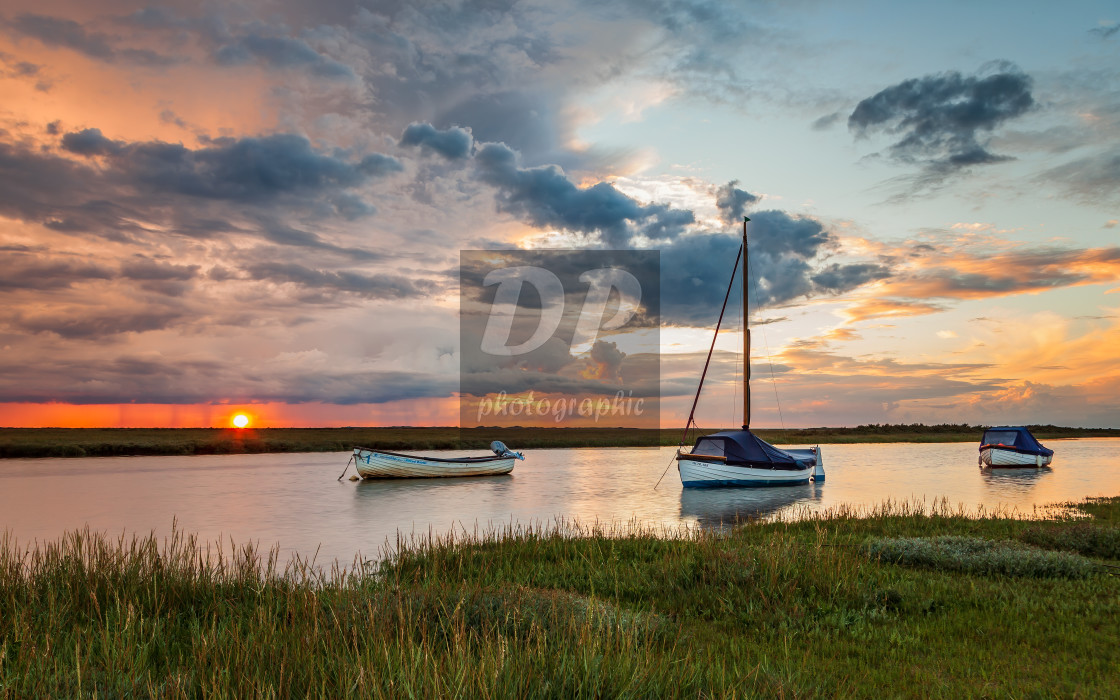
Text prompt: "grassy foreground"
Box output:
[[2, 498, 1118, 697], [3, 424, 1118, 458]]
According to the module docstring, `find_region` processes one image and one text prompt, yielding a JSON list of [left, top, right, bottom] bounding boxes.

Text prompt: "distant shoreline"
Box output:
[[1, 425, 1118, 458]]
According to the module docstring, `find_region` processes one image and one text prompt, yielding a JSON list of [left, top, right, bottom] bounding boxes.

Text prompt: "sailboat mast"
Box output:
[[743, 216, 750, 430]]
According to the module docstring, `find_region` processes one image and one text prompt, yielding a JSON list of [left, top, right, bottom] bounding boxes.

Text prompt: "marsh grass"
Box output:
[[2, 497, 1118, 697], [1020, 523, 1120, 560], [3, 425, 1118, 458], [863, 536, 1097, 578]]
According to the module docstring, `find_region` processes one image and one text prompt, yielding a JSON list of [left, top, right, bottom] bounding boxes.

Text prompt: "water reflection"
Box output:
[[2, 441, 1118, 567], [349, 474, 518, 548], [980, 467, 1051, 495], [680, 483, 822, 529]]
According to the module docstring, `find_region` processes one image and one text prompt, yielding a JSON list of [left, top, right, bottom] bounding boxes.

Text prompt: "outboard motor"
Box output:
[[811, 445, 825, 482], [491, 441, 525, 460]]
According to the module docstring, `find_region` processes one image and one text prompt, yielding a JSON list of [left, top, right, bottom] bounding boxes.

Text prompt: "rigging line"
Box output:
[[746, 254, 787, 431], [679, 242, 743, 448]]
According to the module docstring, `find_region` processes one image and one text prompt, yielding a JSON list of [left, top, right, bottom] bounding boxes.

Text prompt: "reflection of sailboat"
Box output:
[[680, 482, 822, 528], [676, 217, 825, 488]]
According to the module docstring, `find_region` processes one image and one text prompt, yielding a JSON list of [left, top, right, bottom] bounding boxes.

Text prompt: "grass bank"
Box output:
[[2, 424, 1118, 458], [1, 497, 1118, 697]]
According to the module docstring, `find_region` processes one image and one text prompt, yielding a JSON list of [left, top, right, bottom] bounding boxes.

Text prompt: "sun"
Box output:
[[232, 414, 250, 428]]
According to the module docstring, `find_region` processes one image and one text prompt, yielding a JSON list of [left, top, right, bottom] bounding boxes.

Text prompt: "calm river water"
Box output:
[[3, 440, 1119, 565]]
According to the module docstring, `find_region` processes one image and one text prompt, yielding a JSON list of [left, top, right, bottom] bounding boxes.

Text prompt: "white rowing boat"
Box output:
[[349, 441, 524, 479]]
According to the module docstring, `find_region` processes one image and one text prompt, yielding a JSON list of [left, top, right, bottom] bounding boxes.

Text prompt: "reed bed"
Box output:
[[4, 424, 1117, 458], [1, 497, 1118, 698]]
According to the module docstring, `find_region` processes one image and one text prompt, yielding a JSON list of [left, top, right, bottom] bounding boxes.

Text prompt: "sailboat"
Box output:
[[676, 217, 825, 488]]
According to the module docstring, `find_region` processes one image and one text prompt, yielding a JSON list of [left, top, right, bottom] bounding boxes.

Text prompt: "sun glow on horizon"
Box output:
[[232, 413, 250, 428]]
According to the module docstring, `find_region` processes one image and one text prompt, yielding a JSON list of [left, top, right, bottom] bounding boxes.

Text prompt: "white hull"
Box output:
[[353, 448, 515, 479], [979, 447, 1052, 468], [678, 458, 813, 488]]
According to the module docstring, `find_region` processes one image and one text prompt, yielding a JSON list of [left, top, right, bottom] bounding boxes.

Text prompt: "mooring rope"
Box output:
[[337, 454, 355, 481], [653, 447, 679, 490]]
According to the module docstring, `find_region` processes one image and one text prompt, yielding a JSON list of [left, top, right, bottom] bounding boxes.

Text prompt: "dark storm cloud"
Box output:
[[15, 309, 186, 339], [2, 131, 398, 266], [214, 31, 355, 80], [257, 221, 383, 259], [811, 263, 892, 292], [60, 129, 402, 201], [473, 141, 694, 247], [849, 65, 1035, 183], [660, 211, 893, 325], [714, 180, 758, 225], [330, 193, 377, 219], [0, 140, 118, 231], [0, 252, 114, 291], [433, 91, 559, 159], [0, 351, 456, 404], [399, 123, 474, 160], [245, 262, 431, 299], [459, 363, 661, 400], [8, 13, 177, 66], [60, 128, 121, 156], [120, 260, 199, 281], [9, 14, 116, 60], [41, 7, 358, 79], [457, 249, 660, 329]]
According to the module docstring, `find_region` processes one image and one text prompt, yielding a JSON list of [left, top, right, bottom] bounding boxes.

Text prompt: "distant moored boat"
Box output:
[[978, 426, 1053, 468]]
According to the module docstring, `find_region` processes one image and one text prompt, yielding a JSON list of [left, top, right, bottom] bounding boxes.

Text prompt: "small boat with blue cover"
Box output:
[[676, 217, 824, 488], [978, 426, 1053, 467], [679, 430, 820, 487]]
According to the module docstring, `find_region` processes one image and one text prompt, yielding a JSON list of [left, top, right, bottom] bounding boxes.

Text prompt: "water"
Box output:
[[2, 440, 1118, 565]]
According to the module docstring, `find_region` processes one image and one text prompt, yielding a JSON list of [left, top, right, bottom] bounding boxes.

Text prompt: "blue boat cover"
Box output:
[[979, 426, 1054, 457], [690, 430, 809, 470]]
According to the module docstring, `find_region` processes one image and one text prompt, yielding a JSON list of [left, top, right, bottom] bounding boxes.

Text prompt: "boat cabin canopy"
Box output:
[[980, 426, 1053, 456], [690, 430, 807, 468]]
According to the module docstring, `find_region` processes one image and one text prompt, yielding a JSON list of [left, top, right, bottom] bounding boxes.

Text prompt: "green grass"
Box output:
[[2, 424, 1118, 458], [2, 497, 1118, 697]]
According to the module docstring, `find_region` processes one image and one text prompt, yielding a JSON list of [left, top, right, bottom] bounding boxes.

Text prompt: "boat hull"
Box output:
[[979, 447, 1052, 468], [353, 448, 515, 479], [678, 458, 812, 488]]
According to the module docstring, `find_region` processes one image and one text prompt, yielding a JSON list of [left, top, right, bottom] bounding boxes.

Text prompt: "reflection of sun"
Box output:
[[232, 414, 250, 428]]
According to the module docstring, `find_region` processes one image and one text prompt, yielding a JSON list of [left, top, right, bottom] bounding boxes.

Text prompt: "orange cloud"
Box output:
[[842, 298, 944, 322]]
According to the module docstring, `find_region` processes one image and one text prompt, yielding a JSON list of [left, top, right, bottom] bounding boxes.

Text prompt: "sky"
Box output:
[[0, 0, 1118, 429]]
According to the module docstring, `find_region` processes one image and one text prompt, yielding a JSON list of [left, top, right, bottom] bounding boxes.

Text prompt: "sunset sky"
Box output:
[[1, 0, 1118, 428]]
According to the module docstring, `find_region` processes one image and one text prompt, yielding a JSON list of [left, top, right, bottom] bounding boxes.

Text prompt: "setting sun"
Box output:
[[232, 414, 250, 428]]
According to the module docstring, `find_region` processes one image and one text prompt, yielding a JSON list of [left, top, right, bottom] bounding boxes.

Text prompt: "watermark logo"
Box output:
[[460, 250, 659, 430]]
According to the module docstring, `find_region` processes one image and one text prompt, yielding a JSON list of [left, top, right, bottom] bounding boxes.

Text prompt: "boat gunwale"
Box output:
[[978, 443, 1053, 457], [353, 446, 510, 464], [677, 454, 812, 472]]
